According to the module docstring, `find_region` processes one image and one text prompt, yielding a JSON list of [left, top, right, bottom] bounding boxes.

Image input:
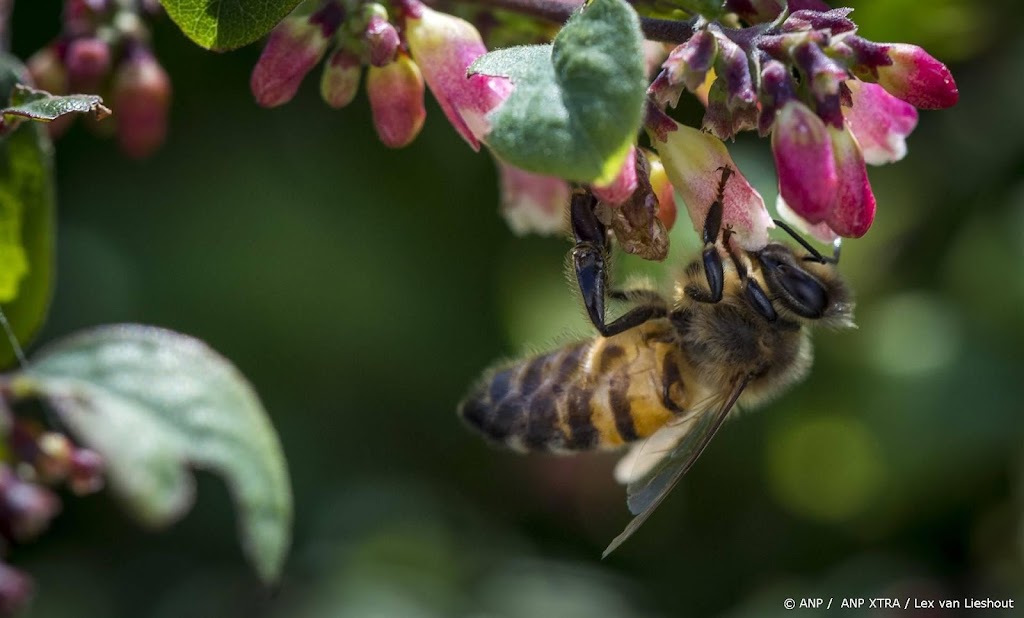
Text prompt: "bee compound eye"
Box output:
[[781, 270, 828, 318]]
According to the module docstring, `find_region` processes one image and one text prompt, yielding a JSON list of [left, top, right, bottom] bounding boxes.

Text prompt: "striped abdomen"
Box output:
[[459, 322, 696, 452]]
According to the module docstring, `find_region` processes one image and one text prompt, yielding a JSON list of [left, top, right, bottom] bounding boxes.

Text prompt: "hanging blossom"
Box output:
[[649, 3, 958, 243]]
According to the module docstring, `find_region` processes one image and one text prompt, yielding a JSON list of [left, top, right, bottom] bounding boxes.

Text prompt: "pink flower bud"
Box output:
[[320, 49, 361, 109], [26, 46, 68, 95], [68, 449, 104, 496], [715, 34, 755, 111], [250, 7, 342, 108], [845, 80, 918, 165], [592, 146, 638, 206], [365, 15, 400, 67], [35, 432, 73, 483], [65, 37, 112, 92], [646, 151, 677, 230], [825, 124, 875, 237], [771, 99, 837, 224], [650, 118, 772, 250], [366, 54, 426, 148], [113, 49, 171, 159], [0, 468, 61, 541], [876, 43, 958, 110], [496, 159, 570, 235], [0, 562, 33, 616], [403, 0, 512, 150]]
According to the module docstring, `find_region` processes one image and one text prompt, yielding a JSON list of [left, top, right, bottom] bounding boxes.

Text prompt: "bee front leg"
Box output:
[[571, 191, 666, 338], [683, 188, 726, 304]]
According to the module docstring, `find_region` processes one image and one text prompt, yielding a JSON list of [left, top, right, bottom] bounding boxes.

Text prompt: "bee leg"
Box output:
[[723, 230, 779, 322], [683, 181, 727, 304], [571, 191, 667, 337]]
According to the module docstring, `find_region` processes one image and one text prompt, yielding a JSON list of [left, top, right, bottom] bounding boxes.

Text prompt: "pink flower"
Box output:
[[366, 53, 426, 148], [250, 5, 342, 108], [825, 124, 875, 237], [845, 80, 918, 165], [113, 49, 171, 159], [876, 43, 958, 110], [771, 99, 837, 224], [403, 0, 512, 150], [65, 37, 111, 92], [649, 117, 772, 250], [496, 159, 570, 236]]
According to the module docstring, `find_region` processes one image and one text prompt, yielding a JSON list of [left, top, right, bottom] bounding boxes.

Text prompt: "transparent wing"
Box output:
[[602, 375, 751, 558], [613, 417, 696, 486]]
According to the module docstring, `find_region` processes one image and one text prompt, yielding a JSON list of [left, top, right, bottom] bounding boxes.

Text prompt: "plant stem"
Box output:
[[451, 0, 695, 43]]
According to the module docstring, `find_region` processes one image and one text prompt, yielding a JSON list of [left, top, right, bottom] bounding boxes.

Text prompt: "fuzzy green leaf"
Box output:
[[16, 325, 293, 584], [0, 54, 56, 369], [1, 85, 110, 124], [469, 0, 646, 183], [159, 0, 304, 51]]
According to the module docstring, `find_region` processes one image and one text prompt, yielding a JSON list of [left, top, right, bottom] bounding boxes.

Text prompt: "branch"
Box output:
[[449, 0, 696, 43]]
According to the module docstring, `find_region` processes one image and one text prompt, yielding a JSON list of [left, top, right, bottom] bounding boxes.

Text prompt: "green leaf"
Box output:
[[15, 325, 293, 584], [469, 0, 646, 184], [0, 54, 56, 369], [159, 0, 304, 51], [1, 85, 110, 125]]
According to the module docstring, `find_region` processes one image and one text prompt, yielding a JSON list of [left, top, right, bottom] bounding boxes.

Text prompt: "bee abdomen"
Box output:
[[459, 342, 590, 452]]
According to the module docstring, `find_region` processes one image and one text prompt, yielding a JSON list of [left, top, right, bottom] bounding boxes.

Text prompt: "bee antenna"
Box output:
[[771, 219, 838, 264]]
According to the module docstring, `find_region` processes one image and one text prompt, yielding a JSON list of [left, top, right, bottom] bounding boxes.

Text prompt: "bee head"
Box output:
[[755, 243, 855, 328]]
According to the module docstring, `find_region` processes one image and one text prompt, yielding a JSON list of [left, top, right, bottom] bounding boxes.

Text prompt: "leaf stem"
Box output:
[[445, 0, 696, 43]]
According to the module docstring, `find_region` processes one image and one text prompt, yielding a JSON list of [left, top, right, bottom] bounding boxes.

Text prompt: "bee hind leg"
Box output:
[[571, 190, 667, 337], [684, 175, 727, 304]]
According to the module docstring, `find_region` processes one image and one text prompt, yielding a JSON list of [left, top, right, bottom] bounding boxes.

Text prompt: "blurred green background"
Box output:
[[7, 0, 1024, 616]]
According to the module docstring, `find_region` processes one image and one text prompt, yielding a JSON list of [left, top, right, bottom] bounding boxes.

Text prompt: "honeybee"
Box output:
[[459, 168, 855, 556]]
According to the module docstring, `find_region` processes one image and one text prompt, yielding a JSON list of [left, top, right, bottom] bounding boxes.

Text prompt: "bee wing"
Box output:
[[602, 375, 751, 558], [613, 418, 696, 486]]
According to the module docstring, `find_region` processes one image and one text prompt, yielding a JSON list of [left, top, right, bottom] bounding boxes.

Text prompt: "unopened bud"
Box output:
[[0, 470, 61, 541], [113, 49, 171, 158], [68, 449, 104, 496], [367, 54, 426, 148], [26, 46, 68, 95], [364, 15, 400, 67], [792, 41, 847, 102], [320, 49, 361, 109], [65, 37, 112, 92], [0, 562, 33, 616], [36, 432, 72, 483], [876, 43, 958, 109], [250, 5, 343, 108], [592, 146, 638, 206]]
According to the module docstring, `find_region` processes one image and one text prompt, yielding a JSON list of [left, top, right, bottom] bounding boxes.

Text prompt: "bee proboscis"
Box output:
[[459, 170, 855, 555]]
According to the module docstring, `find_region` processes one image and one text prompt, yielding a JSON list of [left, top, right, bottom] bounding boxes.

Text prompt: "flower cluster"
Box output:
[[0, 412, 104, 613], [253, 0, 584, 233], [26, 0, 170, 158], [649, 2, 958, 243]]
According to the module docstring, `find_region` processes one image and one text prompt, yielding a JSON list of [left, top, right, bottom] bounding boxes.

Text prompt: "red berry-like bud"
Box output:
[[68, 449, 104, 496], [113, 49, 171, 158], [367, 54, 426, 148], [65, 37, 112, 92], [876, 43, 959, 109]]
